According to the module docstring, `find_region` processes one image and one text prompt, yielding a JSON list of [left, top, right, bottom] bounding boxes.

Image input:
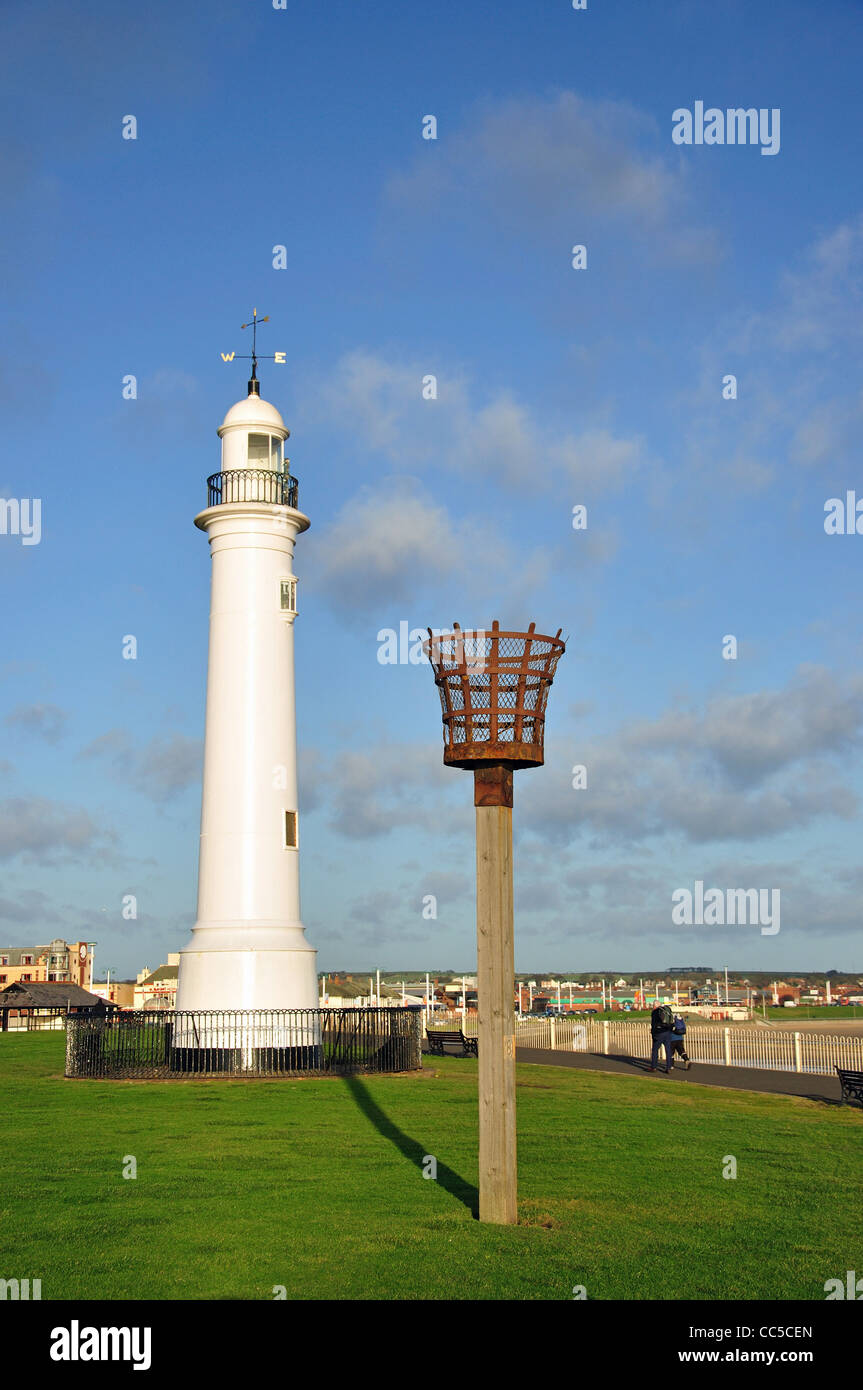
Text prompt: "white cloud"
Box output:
[[773, 216, 863, 354], [386, 91, 719, 262], [305, 474, 556, 621], [0, 797, 117, 864], [4, 703, 67, 744], [306, 738, 464, 842], [676, 216, 863, 500], [520, 666, 863, 848], [80, 729, 201, 803], [309, 349, 646, 495], [306, 476, 500, 613]]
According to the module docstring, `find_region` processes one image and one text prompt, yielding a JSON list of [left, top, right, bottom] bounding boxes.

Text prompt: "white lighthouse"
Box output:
[[175, 363, 318, 1018]]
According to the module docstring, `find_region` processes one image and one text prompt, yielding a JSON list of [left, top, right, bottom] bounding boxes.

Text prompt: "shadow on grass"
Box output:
[[342, 1074, 478, 1218]]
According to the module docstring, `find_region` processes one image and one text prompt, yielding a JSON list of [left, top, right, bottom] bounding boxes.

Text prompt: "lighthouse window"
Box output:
[[280, 578, 297, 614], [248, 433, 269, 464], [271, 437, 282, 470], [284, 811, 298, 850]]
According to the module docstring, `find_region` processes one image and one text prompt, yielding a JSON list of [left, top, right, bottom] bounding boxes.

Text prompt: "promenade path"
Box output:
[[513, 1045, 848, 1104]]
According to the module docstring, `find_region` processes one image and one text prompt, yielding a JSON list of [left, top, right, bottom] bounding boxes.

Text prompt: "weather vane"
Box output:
[[221, 309, 286, 392]]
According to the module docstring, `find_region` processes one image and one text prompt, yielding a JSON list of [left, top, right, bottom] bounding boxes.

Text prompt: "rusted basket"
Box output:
[[424, 620, 565, 769]]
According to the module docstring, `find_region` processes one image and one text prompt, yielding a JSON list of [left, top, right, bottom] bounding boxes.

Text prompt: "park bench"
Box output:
[[427, 1029, 478, 1058], [836, 1067, 863, 1108]]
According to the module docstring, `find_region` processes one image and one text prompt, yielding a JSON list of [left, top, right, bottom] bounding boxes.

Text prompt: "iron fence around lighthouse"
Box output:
[[64, 1007, 422, 1080]]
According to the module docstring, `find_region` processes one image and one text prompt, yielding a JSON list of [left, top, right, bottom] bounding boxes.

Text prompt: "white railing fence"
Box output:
[[426, 1014, 863, 1077], [426, 1008, 477, 1034]]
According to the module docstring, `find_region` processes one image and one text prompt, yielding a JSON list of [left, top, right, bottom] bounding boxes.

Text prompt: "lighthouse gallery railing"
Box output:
[[207, 469, 299, 509]]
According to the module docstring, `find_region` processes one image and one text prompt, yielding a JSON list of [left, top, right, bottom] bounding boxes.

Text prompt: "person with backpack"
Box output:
[[649, 1002, 676, 1073], [670, 1013, 691, 1070]]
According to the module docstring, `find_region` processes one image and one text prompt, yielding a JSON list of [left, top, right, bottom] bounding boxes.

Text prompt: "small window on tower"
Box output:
[[280, 578, 297, 615], [284, 811, 298, 850]]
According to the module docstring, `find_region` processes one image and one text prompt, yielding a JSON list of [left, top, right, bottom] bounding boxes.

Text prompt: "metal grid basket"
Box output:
[[424, 620, 565, 768]]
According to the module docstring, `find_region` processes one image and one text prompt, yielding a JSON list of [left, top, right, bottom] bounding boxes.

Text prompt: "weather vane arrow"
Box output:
[[220, 309, 286, 391]]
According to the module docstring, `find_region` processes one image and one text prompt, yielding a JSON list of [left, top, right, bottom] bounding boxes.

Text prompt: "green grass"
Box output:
[[765, 1005, 863, 1021], [1, 1032, 861, 1301], [557, 1006, 863, 1023]]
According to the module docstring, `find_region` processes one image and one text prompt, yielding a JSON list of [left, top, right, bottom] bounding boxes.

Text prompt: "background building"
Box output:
[[90, 979, 136, 1009], [0, 981, 111, 1031], [0, 940, 93, 990], [134, 955, 180, 1010]]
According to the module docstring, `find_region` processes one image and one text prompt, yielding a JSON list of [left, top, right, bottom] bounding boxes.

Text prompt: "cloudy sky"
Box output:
[[1, 0, 862, 977]]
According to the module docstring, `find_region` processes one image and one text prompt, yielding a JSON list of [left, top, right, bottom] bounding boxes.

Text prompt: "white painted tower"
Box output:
[[176, 371, 318, 1015]]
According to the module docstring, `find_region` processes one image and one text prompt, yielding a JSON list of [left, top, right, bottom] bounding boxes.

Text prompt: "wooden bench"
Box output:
[[427, 1029, 478, 1058], [836, 1067, 863, 1107]]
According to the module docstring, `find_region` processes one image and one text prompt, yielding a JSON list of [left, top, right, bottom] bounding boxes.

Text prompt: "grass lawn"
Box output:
[[1, 1032, 860, 1301], [765, 1005, 863, 1021]]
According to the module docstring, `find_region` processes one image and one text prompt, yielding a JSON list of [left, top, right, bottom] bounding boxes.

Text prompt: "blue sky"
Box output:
[[1, 0, 862, 978]]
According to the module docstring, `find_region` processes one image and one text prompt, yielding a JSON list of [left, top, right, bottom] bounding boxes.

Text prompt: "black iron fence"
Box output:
[[206, 469, 299, 509], [64, 1007, 422, 1079]]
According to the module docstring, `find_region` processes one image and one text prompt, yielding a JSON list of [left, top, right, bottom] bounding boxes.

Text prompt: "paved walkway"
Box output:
[[514, 1046, 848, 1105]]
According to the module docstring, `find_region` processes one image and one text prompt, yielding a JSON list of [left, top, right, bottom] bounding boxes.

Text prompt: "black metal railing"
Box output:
[[64, 1007, 422, 1079], [206, 469, 299, 509]]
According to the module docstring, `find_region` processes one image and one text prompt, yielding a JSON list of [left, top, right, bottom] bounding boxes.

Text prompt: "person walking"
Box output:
[[670, 1012, 691, 1070], [649, 1002, 676, 1073]]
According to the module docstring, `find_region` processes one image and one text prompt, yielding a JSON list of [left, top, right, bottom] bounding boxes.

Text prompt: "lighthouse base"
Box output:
[[175, 924, 319, 1014]]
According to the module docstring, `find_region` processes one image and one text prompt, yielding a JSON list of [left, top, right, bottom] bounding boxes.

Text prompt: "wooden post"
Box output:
[[474, 765, 516, 1225]]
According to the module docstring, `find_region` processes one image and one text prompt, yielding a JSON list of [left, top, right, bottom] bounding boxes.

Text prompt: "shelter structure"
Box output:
[[0, 981, 116, 1031]]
